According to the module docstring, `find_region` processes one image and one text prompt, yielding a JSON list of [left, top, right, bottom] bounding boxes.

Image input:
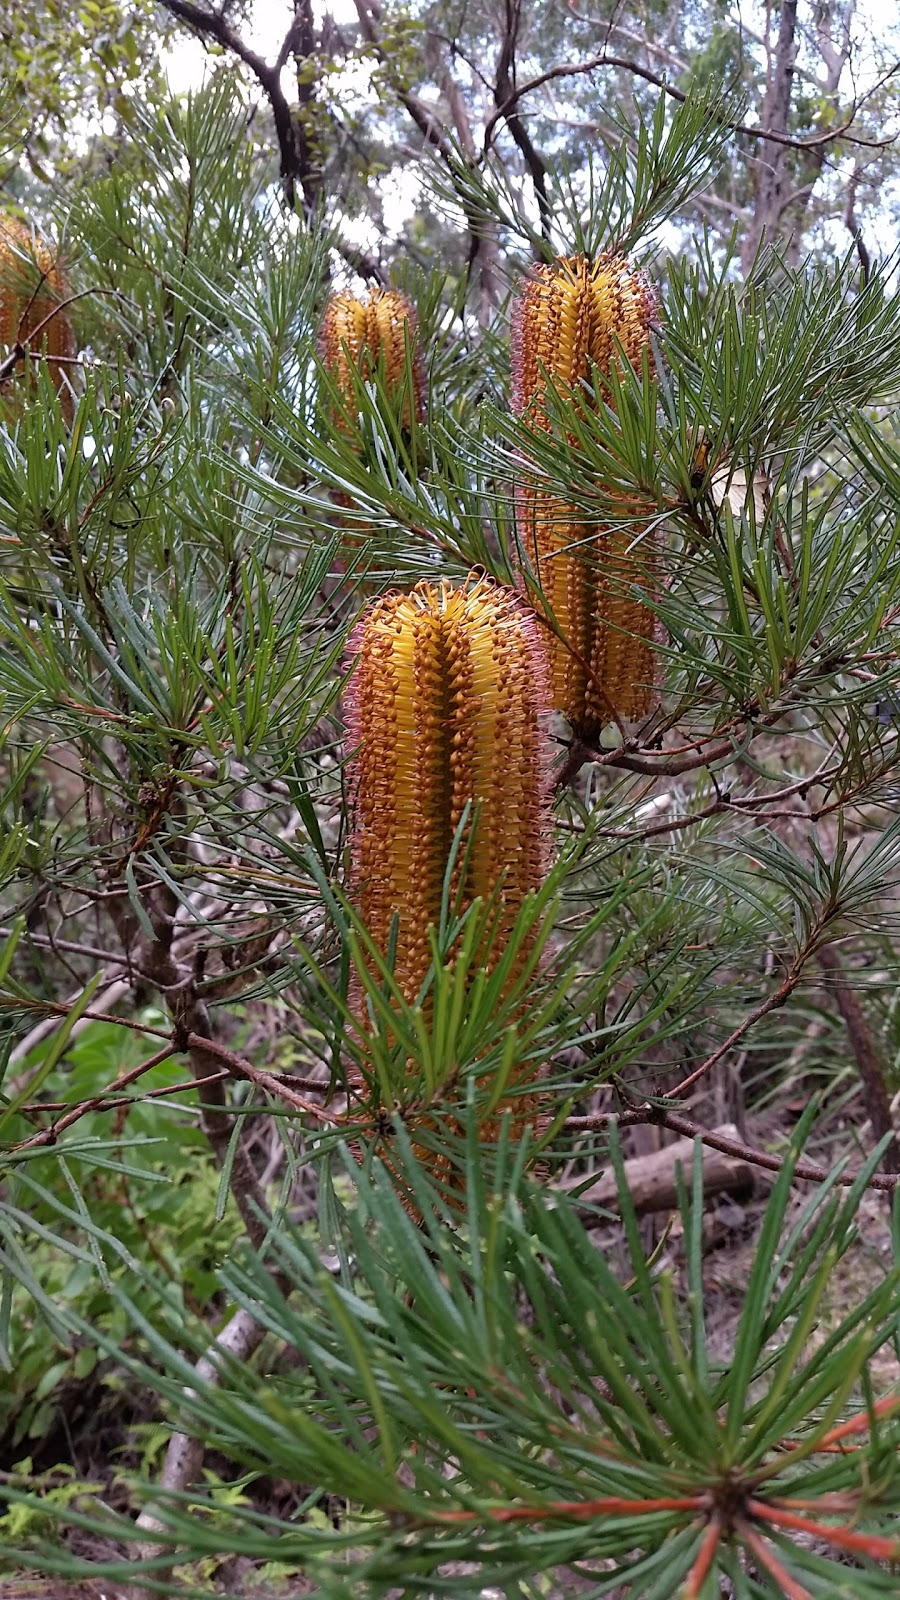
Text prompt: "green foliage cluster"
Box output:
[[1, 1019, 239, 1447], [3, 1120, 899, 1596], [1, 0, 168, 183]]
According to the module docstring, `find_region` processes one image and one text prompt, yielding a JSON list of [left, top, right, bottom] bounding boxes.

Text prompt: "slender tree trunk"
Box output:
[[742, 0, 799, 274], [782, 3, 856, 266], [743, 3, 857, 273]]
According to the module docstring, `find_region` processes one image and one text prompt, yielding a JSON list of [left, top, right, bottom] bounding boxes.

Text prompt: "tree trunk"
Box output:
[[742, 0, 799, 274]]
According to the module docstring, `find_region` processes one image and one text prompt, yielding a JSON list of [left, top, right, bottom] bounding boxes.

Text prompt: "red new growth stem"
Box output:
[[811, 1393, 900, 1447], [737, 1522, 812, 1600], [682, 1514, 722, 1598], [765, 1392, 900, 1469], [751, 1500, 900, 1562], [430, 1493, 704, 1526]]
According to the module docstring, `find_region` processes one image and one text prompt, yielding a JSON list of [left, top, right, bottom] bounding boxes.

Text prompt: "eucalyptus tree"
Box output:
[[1, 0, 169, 184], [155, 0, 900, 294]]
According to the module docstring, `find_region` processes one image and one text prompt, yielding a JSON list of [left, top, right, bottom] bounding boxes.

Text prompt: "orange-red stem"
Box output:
[[737, 1522, 812, 1600], [750, 1500, 900, 1561], [682, 1514, 722, 1599], [430, 1494, 704, 1526]]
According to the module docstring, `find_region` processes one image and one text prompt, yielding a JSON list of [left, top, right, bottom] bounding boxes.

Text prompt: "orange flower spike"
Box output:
[[0, 214, 76, 417], [511, 253, 659, 736], [319, 286, 424, 432], [345, 575, 553, 1005]]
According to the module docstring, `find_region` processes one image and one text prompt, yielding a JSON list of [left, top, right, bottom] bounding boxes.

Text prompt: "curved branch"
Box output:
[[562, 1107, 900, 1192], [493, 0, 550, 239], [844, 164, 872, 283], [160, 0, 311, 211], [353, 0, 501, 309], [0, 286, 118, 385], [482, 50, 898, 158]]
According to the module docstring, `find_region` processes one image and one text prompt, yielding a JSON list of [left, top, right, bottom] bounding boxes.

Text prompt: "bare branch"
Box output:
[[482, 46, 896, 159], [563, 1107, 900, 1192], [662, 925, 825, 1101], [844, 163, 872, 283], [0, 286, 117, 384], [493, 0, 551, 239], [353, 0, 502, 311], [159, 0, 314, 212]]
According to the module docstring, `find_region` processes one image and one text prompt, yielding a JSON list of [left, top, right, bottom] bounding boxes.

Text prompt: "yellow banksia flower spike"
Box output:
[[0, 214, 76, 419], [345, 573, 554, 1203], [345, 574, 553, 1008], [319, 286, 424, 434], [512, 252, 659, 736]]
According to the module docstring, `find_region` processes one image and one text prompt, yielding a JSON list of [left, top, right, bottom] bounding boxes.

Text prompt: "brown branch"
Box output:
[[563, 1106, 900, 1192], [493, 0, 550, 239], [11, 1045, 177, 1151], [159, 0, 313, 212], [482, 47, 896, 158], [184, 1032, 348, 1123], [0, 925, 131, 968], [663, 930, 824, 1100], [19, 1068, 231, 1116], [3, 992, 167, 1037], [0, 287, 118, 385], [844, 164, 871, 284], [332, 236, 388, 286], [559, 728, 752, 786], [817, 944, 900, 1175], [353, 0, 455, 161], [566, 1123, 755, 1212], [353, 0, 501, 308]]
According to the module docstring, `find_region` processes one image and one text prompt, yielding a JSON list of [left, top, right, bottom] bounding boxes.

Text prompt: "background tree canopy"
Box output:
[[2, 3, 900, 1598]]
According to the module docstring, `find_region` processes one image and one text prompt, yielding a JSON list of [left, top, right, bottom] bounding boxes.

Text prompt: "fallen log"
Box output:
[[567, 1124, 756, 1214]]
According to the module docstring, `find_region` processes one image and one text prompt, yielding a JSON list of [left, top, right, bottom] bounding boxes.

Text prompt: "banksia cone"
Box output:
[[512, 252, 659, 735], [345, 574, 552, 1007], [346, 573, 553, 1200], [0, 215, 75, 417], [319, 287, 424, 435]]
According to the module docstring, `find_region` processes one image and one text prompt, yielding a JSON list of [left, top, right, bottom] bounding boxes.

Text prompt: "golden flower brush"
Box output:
[[345, 572, 552, 1006], [0, 214, 75, 417], [345, 572, 554, 1199], [319, 286, 424, 435], [512, 252, 659, 735]]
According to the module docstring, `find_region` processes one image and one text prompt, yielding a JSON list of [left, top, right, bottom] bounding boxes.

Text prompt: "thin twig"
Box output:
[[662, 928, 825, 1100], [0, 288, 120, 383], [11, 1045, 177, 1150]]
